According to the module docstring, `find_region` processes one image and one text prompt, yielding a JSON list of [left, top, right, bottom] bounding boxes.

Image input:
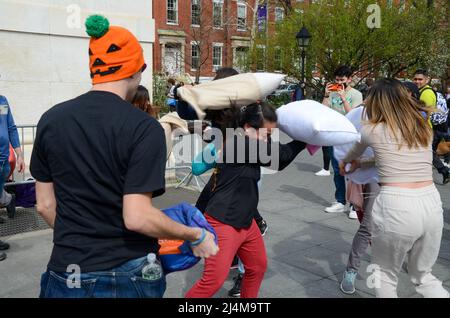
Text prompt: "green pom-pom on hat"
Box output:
[[85, 15, 110, 38]]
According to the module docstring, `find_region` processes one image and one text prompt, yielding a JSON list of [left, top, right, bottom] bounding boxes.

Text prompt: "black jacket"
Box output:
[[196, 135, 305, 228]]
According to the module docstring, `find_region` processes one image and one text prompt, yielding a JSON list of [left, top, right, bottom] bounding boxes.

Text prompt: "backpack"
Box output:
[[14, 181, 37, 208], [423, 87, 449, 125], [4, 179, 37, 208]]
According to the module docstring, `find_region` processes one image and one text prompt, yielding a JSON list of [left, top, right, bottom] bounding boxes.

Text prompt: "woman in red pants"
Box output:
[[186, 102, 306, 298]]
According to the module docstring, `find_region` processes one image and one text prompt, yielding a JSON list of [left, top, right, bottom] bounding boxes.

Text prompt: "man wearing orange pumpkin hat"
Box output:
[[0, 91, 25, 261], [30, 15, 218, 297]]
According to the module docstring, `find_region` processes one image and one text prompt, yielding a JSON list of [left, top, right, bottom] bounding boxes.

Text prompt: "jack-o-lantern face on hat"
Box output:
[[88, 24, 145, 85]]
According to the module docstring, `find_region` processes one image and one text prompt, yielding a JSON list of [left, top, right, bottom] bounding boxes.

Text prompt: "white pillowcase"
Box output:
[[276, 100, 360, 146], [177, 73, 285, 119], [333, 106, 379, 184]]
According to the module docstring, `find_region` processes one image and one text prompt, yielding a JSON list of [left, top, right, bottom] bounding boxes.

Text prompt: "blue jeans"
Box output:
[[0, 160, 10, 189], [39, 256, 166, 298], [0, 161, 11, 206], [330, 147, 346, 205]]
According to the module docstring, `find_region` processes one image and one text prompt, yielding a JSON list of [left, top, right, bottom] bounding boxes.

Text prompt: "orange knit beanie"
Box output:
[[85, 15, 146, 84]]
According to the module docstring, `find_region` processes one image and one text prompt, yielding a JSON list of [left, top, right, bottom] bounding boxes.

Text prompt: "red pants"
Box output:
[[185, 214, 267, 298]]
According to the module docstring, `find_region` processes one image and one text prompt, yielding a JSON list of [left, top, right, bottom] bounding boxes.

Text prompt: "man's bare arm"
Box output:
[[123, 193, 218, 258], [35, 181, 56, 228]]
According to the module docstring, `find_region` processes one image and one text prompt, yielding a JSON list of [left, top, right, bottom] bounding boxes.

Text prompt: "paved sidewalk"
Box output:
[[0, 149, 449, 298]]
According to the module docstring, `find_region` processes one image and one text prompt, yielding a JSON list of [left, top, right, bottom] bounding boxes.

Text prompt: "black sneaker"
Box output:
[[6, 193, 15, 219], [230, 255, 239, 269], [0, 252, 6, 261], [256, 219, 268, 236], [228, 273, 243, 298], [0, 240, 10, 251]]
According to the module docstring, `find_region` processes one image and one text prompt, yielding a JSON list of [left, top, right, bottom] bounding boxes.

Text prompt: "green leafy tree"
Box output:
[[152, 73, 169, 115], [251, 0, 449, 98]]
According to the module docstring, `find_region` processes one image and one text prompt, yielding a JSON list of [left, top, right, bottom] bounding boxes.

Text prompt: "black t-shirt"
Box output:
[[203, 135, 305, 228], [30, 91, 166, 273]]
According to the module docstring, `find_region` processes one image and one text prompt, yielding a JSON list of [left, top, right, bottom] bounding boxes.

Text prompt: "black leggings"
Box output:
[[322, 146, 331, 170]]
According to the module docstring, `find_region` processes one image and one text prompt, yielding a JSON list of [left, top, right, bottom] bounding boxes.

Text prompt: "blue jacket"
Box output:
[[0, 95, 20, 162], [160, 202, 217, 273]]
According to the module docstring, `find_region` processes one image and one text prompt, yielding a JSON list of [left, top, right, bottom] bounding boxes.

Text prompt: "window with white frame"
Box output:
[[275, 7, 284, 23], [191, 43, 200, 70], [192, 0, 201, 26], [233, 46, 249, 72], [213, 0, 223, 28], [213, 44, 223, 70], [237, 3, 247, 31], [167, 0, 178, 24]]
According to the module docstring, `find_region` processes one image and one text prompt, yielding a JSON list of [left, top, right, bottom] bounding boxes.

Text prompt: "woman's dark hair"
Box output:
[[402, 81, 420, 100], [216, 102, 277, 135], [132, 85, 158, 118], [167, 78, 176, 85], [205, 67, 240, 126]]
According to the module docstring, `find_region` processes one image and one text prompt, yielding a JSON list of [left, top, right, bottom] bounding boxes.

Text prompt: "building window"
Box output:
[[237, 3, 247, 31], [167, 0, 178, 24], [274, 48, 282, 71], [275, 7, 284, 23], [213, 44, 223, 71], [192, 0, 201, 26], [191, 43, 200, 70], [233, 46, 249, 72], [213, 0, 223, 28]]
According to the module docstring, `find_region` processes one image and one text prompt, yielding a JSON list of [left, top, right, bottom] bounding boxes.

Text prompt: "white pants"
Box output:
[[371, 184, 449, 298]]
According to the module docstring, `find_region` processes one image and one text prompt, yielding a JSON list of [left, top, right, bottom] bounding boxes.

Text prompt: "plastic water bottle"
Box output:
[[142, 253, 162, 281]]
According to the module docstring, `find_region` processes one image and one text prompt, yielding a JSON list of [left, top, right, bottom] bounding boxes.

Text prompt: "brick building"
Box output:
[[153, 0, 288, 82]]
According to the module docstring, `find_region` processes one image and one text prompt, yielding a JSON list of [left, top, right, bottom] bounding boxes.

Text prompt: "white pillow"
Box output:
[[276, 100, 360, 146], [177, 72, 285, 119], [333, 106, 379, 184]]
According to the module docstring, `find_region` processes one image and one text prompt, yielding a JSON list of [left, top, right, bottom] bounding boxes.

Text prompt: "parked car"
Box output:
[[267, 83, 298, 100]]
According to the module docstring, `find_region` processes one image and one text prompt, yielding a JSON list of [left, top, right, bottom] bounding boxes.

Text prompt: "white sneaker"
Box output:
[[324, 202, 347, 213], [348, 207, 358, 219], [315, 169, 331, 176]]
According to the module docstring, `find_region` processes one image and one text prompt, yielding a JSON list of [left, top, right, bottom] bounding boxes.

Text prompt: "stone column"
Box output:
[[161, 42, 166, 73]]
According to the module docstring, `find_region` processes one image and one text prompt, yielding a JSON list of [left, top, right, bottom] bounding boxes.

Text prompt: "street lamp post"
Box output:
[[296, 26, 311, 99]]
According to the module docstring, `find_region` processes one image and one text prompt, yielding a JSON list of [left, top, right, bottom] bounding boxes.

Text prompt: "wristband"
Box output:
[[190, 228, 206, 247]]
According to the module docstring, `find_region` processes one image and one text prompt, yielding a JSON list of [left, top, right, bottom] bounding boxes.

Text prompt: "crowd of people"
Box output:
[[0, 15, 449, 298]]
